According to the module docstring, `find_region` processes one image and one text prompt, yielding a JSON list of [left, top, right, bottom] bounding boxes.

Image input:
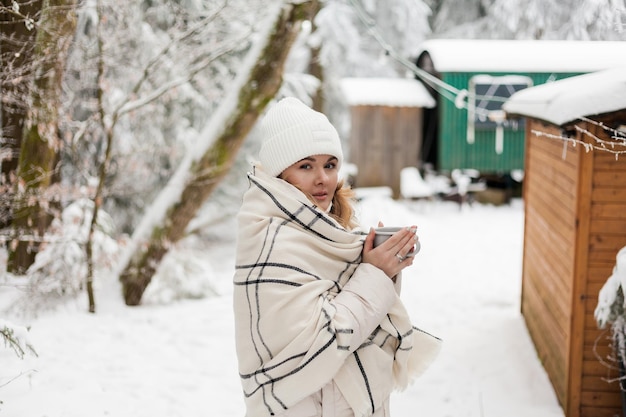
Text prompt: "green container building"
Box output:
[[415, 39, 626, 174]]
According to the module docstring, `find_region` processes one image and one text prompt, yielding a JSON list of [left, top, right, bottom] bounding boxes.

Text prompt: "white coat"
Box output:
[[275, 380, 390, 417]]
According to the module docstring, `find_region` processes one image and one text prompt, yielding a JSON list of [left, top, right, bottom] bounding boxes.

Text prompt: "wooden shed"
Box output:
[[340, 77, 435, 198], [503, 67, 626, 417], [415, 39, 626, 174]]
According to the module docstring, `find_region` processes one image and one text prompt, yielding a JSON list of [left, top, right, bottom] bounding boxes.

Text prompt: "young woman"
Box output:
[[233, 97, 440, 417]]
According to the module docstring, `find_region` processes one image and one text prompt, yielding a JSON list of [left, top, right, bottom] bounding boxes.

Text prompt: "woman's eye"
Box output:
[[325, 163, 336, 169], [299, 163, 312, 170]]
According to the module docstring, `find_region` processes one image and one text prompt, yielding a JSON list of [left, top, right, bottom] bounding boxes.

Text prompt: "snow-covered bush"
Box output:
[[595, 246, 626, 371], [1, 319, 37, 359], [142, 235, 218, 305], [19, 199, 118, 310]]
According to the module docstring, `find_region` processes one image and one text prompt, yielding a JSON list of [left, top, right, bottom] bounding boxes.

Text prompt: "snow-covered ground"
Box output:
[[1, 194, 565, 417]]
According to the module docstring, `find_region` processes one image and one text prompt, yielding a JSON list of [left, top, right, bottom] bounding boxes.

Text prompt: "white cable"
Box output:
[[346, 0, 511, 112]]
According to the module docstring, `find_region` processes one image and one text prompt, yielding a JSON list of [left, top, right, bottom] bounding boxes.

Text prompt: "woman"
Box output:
[[233, 97, 440, 417]]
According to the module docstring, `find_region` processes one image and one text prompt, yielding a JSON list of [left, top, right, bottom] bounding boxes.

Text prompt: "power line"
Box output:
[[347, 0, 462, 102], [346, 0, 511, 112]]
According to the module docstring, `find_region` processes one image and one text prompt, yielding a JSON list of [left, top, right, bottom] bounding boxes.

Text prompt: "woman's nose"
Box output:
[[315, 168, 328, 183]]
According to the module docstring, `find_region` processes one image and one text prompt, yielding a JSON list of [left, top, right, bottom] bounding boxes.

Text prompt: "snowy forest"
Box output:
[[1, 0, 626, 413]]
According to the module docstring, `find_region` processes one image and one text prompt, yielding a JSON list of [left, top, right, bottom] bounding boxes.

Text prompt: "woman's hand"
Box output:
[[362, 222, 419, 279]]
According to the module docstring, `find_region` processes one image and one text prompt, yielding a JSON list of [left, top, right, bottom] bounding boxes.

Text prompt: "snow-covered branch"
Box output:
[[1, 319, 37, 359], [116, 38, 246, 117], [112, 2, 235, 117], [531, 118, 626, 159]]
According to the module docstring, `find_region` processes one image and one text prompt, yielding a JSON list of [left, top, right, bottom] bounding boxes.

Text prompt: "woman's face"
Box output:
[[280, 154, 339, 211]]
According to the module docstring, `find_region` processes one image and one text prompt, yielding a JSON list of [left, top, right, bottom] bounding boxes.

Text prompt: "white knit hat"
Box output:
[[258, 97, 344, 177]]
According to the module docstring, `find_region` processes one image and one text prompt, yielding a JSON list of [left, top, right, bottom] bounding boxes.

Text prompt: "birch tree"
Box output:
[[119, 1, 314, 306]]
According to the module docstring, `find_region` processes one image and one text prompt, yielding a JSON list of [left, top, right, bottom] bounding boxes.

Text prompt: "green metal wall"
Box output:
[[438, 72, 582, 173]]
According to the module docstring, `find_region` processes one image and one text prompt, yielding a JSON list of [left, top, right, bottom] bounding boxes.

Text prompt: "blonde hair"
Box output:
[[328, 180, 358, 230], [285, 179, 358, 230]]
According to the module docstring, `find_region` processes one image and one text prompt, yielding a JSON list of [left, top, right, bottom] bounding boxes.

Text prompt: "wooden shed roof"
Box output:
[[340, 77, 436, 108], [503, 66, 626, 126], [418, 39, 626, 73]]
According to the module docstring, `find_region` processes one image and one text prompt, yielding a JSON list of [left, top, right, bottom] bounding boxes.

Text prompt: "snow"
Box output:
[[340, 77, 436, 108], [400, 167, 435, 199], [0, 195, 566, 417], [503, 66, 626, 126], [595, 246, 626, 329], [418, 39, 626, 72]]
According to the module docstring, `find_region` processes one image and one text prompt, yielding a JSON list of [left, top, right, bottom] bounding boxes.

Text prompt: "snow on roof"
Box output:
[[502, 67, 626, 126], [340, 77, 436, 108], [418, 39, 626, 73]]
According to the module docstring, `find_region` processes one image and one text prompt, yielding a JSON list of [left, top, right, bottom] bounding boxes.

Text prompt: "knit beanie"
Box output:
[[258, 97, 344, 177]]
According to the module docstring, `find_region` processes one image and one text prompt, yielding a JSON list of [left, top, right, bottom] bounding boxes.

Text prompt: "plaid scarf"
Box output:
[[233, 168, 441, 417]]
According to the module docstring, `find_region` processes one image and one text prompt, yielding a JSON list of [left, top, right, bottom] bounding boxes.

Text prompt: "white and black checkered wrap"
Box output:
[[233, 168, 441, 417]]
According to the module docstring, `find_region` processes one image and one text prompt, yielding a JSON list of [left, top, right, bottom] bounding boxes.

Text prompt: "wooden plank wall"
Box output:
[[522, 113, 626, 417], [348, 105, 423, 197], [522, 120, 579, 411], [579, 115, 626, 417]]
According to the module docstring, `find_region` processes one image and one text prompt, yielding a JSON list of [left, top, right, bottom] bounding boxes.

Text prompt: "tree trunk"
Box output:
[[7, 0, 77, 274], [306, 0, 324, 112], [120, 1, 314, 306], [0, 0, 42, 232]]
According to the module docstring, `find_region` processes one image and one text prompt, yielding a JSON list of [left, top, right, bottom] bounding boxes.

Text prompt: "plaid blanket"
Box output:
[[233, 168, 441, 417]]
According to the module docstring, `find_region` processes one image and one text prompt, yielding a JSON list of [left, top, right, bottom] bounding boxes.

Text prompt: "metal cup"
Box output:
[[373, 226, 420, 257]]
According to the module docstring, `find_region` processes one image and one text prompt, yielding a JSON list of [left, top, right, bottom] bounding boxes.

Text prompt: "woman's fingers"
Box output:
[[363, 225, 418, 278], [398, 233, 419, 259], [386, 226, 417, 256], [363, 227, 376, 252]]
